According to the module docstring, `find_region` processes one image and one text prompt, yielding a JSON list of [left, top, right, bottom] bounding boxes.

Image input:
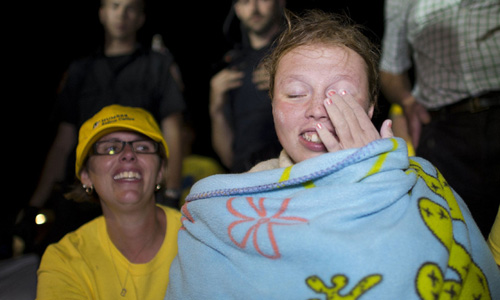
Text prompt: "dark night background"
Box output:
[[8, 0, 387, 250]]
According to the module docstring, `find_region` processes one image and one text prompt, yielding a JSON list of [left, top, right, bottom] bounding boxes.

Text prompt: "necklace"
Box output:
[[106, 226, 158, 297]]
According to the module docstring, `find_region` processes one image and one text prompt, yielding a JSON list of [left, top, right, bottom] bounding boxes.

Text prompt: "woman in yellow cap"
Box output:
[[36, 105, 181, 299]]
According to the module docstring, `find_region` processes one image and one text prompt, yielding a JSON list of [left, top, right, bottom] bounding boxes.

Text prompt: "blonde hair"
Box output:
[[265, 9, 380, 106]]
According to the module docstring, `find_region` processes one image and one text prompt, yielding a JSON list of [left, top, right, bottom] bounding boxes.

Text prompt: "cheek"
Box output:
[[87, 159, 114, 188], [273, 108, 286, 126], [273, 101, 295, 134], [273, 101, 303, 145], [86, 157, 107, 178]]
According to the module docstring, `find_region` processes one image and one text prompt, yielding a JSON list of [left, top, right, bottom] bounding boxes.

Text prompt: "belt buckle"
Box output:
[[469, 97, 489, 113]]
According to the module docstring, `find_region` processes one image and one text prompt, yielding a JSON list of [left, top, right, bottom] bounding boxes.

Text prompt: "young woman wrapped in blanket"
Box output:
[[166, 10, 500, 300]]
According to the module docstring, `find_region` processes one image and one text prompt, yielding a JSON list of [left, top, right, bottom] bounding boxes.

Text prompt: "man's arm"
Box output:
[[380, 71, 430, 148], [209, 68, 243, 169], [161, 113, 183, 200], [29, 122, 77, 208]]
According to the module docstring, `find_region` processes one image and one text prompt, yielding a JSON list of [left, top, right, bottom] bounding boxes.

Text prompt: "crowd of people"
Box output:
[[3, 0, 499, 299]]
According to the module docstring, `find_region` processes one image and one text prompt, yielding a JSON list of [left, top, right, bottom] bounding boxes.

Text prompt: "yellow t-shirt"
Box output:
[[36, 205, 181, 300], [487, 206, 500, 265]]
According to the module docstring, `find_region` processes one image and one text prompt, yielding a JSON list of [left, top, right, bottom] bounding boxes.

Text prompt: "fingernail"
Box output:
[[316, 123, 323, 129], [340, 90, 347, 96], [327, 90, 336, 97], [324, 98, 332, 105]]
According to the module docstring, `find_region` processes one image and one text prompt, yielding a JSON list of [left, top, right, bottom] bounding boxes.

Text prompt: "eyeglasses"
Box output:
[[93, 140, 159, 156]]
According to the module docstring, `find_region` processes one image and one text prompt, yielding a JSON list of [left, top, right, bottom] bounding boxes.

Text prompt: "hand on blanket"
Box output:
[[316, 90, 393, 152]]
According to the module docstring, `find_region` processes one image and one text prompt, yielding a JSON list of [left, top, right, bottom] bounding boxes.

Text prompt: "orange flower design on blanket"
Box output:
[[227, 197, 308, 259]]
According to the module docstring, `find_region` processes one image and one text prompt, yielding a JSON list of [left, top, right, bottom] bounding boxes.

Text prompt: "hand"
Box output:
[[315, 90, 394, 152], [400, 96, 430, 148], [209, 68, 244, 115], [252, 65, 270, 91], [152, 34, 167, 53]]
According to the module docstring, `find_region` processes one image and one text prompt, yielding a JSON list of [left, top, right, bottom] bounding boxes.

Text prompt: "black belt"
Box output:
[[430, 91, 500, 116]]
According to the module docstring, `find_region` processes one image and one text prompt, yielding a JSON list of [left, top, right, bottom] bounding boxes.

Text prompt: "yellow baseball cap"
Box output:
[[75, 105, 169, 179]]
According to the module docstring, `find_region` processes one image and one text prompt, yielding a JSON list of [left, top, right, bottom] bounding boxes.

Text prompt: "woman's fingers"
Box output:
[[317, 90, 389, 152], [379, 119, 394, 139], [329, 91, 379, 146], [315, 121, 342, 152]]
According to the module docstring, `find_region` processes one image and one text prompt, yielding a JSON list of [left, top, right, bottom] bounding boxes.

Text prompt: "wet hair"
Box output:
[[264, 9, 380, 106]]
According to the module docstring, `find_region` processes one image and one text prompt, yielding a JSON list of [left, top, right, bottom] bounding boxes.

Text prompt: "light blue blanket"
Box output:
[[166, 138, 500, 299]]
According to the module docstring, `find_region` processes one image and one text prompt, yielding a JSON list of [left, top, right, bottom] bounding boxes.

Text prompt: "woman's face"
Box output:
[[272, 44, 373, 163], [80, 131, 163, 209]]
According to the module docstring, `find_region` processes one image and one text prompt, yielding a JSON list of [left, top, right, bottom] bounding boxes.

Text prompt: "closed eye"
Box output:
[[286, 93, 309, 99], [287, 94, 307, 99], [280, 79, 310, 100]]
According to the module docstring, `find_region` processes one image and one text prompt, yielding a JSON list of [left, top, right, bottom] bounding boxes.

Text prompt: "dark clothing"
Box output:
[[56, 45, 185, 128], [417, 103, 500, 237], [223, 45, 282, 173], [55, 44, 185, 184]]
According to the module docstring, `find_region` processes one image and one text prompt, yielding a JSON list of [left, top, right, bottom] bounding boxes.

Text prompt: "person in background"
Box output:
[[166, 10, 499, 299], [178, 118, 226, 207], [379, 0, 500, 237], [210, 0, 286, 173], [36, 105, 182, 299], [19, 0, 185, 255]]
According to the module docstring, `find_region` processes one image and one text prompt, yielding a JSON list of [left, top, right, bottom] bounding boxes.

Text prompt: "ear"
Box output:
[[99, 6, 106, 25], [368, 103, 375, 119], [156, 160, 165, 186], [80, 167, 93, 188], [137, 13, 146, 30], [233, 5, 242, 20]]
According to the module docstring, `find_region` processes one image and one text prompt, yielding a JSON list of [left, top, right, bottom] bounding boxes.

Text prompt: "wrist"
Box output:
[[209, 98, 225, 115], [400, 94, 416, 108]]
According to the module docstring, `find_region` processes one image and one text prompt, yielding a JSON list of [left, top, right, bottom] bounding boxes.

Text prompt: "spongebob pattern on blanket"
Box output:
[[408, 160, 491, 300], [306, 274, 382, 300], [166, 138, 500, 300], [302, 158, 492, 300]]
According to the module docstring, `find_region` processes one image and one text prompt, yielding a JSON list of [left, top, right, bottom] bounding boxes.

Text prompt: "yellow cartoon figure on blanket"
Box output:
[[306, 274, 382, 300], [410, 160, 491, 300]]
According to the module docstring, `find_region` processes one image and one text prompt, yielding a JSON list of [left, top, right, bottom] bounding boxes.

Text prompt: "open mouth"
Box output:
[[302, 132, 323, 143], [113, 171, 142, 180]]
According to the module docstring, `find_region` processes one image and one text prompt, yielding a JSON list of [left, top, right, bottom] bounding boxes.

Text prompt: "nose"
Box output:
[[251, 0, 260, 13], [119, 143, 136, 162], [116, 6, 128, 20], [305, 95, 328, 120]]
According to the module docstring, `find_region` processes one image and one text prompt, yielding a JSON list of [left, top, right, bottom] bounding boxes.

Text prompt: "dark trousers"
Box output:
[[417, 106, 500, 237]]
